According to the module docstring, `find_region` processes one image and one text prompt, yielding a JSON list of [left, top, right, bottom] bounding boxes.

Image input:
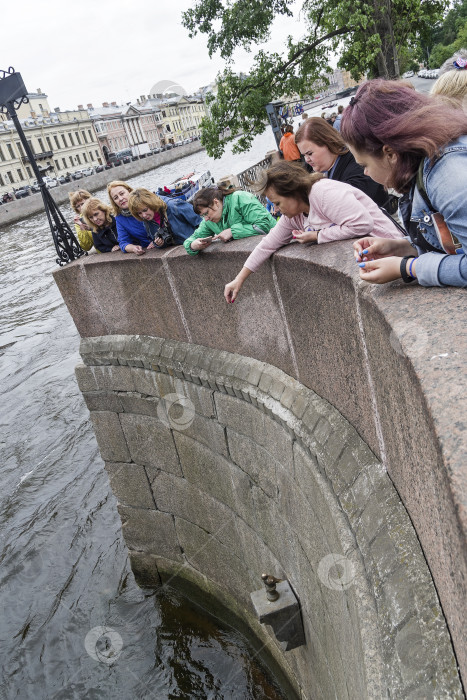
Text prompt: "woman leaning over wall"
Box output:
[[223, 161, 403, 303], [107, 180, 150, 255], [184, 186, 276, 255], [81, 198, 120, 253], [340, 79, 467, 287]]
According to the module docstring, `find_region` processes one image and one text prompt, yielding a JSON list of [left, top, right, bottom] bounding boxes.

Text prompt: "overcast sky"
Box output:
[[2, 0, 308, 110]]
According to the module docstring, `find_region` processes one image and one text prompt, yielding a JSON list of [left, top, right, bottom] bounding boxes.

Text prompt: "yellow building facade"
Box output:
[[158, 96, 207, 144], [0, 90, 103, 194]]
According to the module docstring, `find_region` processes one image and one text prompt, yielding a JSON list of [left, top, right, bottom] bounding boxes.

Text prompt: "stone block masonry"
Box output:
[[75, 335, 463, 700], [58, 240, 467, 693]]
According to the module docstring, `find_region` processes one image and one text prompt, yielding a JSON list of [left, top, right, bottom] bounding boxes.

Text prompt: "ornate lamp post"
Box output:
[[0, 67, 87, 266]]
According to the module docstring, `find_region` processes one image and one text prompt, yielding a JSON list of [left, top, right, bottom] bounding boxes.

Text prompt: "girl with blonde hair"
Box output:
[[431, 49, 467, 103], [81, 198, 120, 253], [107, 180, 154, 255], [68, 189, 94, 251]]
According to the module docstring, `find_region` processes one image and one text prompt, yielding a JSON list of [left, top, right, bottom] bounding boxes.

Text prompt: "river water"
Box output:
[[0, 130, 290, 699]]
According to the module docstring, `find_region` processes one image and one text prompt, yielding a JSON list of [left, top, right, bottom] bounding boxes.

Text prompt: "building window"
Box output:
[[46, 136, 53, 152], [95, 150, 99, 158], [88, 129, 93, 141], [76, 154, 81, 164], [83, 130, 88, 143], [38, 137, 45, 152], [54, 159, 59, 170], [54, 135, 60, 149], [69, 156, 74, 165], [68, 133, 75, 146], [83, 152, 87, 162], [17, 168, 23, 180], [62, 157, 67, 168], [75, 132, 81, 145], [27, 139, 34, 154], [15, 141, 25, 157], [0, 173, 3, 186], [0, 146, 4, 161], [61, 134, 67, 148], [6, 143, 15, 158], [7, 170, 14, 183], [26, 166, 32, 177]]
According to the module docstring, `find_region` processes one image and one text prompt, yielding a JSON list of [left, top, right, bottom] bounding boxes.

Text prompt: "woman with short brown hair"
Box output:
[[295, 117, 388, 206]]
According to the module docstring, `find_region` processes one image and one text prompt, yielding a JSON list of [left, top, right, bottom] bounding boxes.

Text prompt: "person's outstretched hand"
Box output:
[[353, 237, 413, 262], [190, 236, 214, 251], [213, 228, 233, 243], [357, 256, 408, 284], [224, 278, 242, 303]]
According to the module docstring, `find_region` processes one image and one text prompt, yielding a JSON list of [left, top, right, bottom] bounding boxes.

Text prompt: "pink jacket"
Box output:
[[244, 178, 402, 272]]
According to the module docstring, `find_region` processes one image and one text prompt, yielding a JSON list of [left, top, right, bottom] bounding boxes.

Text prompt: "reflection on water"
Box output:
[[0, 132, 287, 698]]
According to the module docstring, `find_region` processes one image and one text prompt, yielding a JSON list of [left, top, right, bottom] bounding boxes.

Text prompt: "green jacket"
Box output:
[[183, 190, 276, 255]]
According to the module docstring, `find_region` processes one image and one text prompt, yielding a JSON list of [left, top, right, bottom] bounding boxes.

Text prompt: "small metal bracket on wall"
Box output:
[[250, 574, 306, 651]]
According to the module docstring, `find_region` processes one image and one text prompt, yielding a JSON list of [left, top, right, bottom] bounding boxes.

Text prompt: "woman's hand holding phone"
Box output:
[[191, 236, 213, 251]]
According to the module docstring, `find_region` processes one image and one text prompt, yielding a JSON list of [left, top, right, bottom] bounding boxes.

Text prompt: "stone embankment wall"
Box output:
[[0, 141, 203, 226], [54, 239, 467, 698]]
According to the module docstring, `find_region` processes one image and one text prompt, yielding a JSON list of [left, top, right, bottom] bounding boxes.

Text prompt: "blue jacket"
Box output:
[[399, 135, 467, 287], [116, 197, 202, 251], [145, 196, 202, 246], [115, 213, 150, 252]]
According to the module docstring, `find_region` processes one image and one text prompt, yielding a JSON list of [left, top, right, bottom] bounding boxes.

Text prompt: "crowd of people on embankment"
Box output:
[[69, 67, 467, 292]]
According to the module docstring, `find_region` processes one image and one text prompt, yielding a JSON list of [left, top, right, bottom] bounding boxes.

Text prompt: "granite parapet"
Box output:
[[55, 236, 466, 696]]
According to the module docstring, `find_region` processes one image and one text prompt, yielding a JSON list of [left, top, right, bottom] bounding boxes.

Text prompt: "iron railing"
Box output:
[[236, 155, 273, 205], [0, 67, 85, 265]]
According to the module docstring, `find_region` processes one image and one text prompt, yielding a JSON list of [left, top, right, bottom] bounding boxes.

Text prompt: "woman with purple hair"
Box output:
[[340, 79, 467, 287]]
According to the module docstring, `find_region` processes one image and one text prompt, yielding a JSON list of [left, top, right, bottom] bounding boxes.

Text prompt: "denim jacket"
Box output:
[[143, 195, 202, 247], [399, 135, 467, 287]]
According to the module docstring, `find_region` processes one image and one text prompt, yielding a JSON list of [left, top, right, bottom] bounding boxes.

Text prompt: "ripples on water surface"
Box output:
[[0, 134, 287, 699]]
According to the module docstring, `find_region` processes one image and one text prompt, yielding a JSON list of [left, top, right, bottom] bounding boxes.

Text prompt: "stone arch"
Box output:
[[76, 335, 462, 699]]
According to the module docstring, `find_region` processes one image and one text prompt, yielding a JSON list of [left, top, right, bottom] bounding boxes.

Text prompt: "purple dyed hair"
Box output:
[[340, 79, 467, 192]]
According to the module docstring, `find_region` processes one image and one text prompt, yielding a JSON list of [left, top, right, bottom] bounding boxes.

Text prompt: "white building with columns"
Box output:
[[87, 101, 162, 160]]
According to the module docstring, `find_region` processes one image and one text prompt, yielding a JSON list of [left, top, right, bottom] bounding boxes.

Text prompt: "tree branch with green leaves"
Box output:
[[183, 0, 447, 157]]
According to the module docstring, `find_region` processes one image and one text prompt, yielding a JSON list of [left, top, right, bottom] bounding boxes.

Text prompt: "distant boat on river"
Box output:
[[157, 170, 214, 201]]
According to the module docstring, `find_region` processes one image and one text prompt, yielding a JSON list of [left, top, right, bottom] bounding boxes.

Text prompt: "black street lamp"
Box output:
[[0, 67, 87, 266]]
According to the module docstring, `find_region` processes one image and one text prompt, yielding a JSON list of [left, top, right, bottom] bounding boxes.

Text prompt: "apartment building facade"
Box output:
[[0, 90, 103, 193], [144, 95, 207, 144], [88, 101, 164, 159]]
